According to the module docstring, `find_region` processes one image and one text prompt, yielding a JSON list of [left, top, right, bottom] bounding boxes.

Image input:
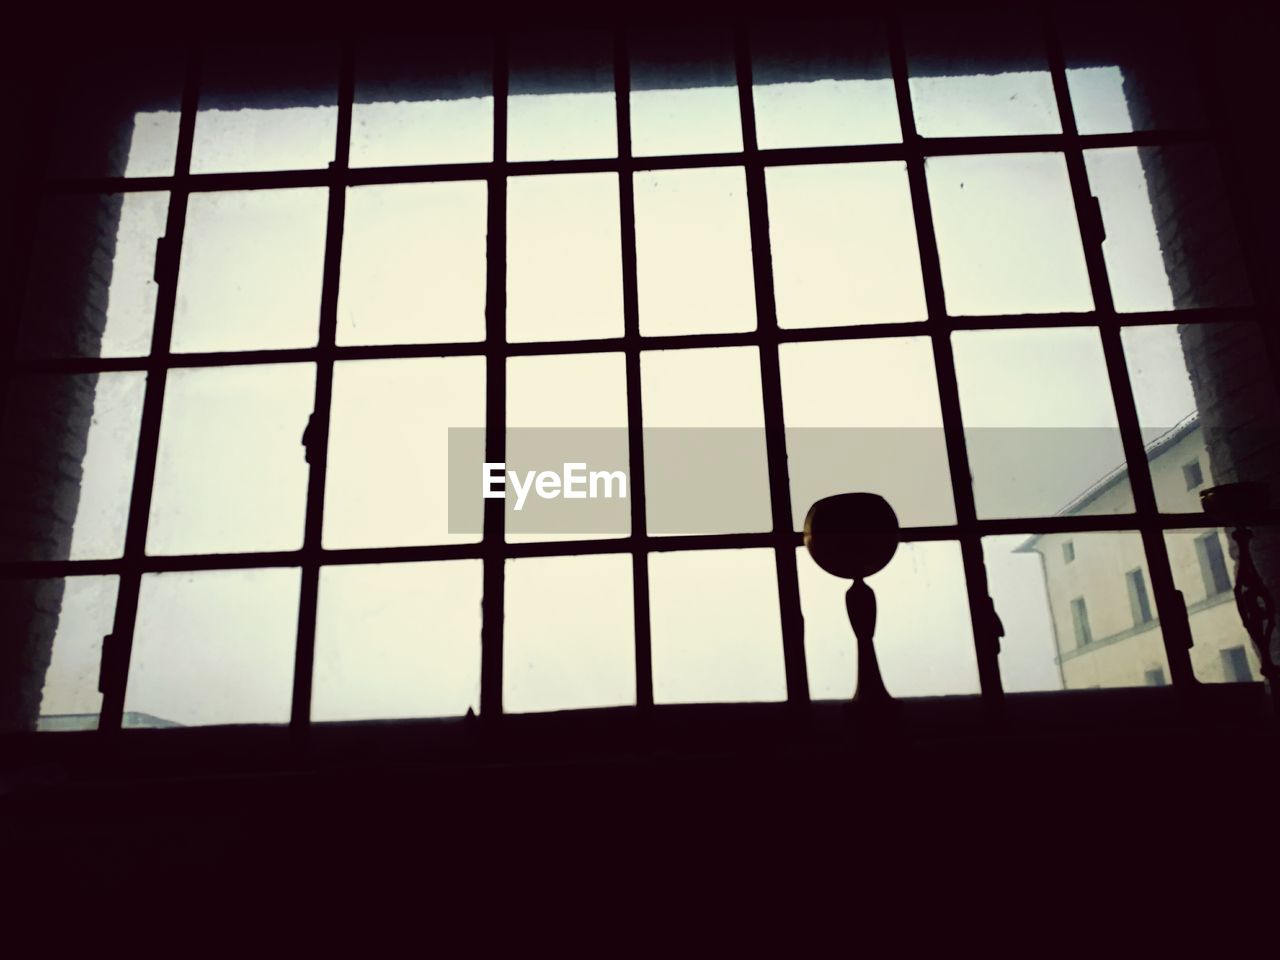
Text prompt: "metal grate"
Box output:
[[3, 8, 1276, 734]]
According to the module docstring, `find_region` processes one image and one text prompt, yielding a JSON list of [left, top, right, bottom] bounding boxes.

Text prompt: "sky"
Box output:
[[20, 47, 1215, 726]]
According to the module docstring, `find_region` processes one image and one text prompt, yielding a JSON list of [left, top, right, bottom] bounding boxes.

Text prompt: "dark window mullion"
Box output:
[[734, 24, 808, 706], [1041, 8, 1197, 692], [479, 32, 509, 720], [614, 28, 654, 709], [41, 127, 1215, 198], [10, 304, 1266, 379], [98, 46, 202, 733], [289, 41, 356, 735], [886, 14, 1005, 706]]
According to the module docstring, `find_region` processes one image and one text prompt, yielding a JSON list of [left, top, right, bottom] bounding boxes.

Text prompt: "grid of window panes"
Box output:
[[3, 8, 1275, 733]]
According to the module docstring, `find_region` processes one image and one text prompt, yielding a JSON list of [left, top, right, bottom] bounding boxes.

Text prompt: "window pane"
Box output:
[[313, 561, 482, 721], [634, 167, 756, 336], [173, 189, 328, 353], [766, 162, 926, 327], [751, 17, 900, 149], [1122, 323, 1280, 513], [1165, 527, 1273, 684], [905, 11, 1060, 137], [508, 30, 616, 162], [641, 347, 771, 536], [780, 338, 954, 529], [504, 554, 636, 713], [1086, 145, 1251, 312], [953, 328, 1128, 520], [629, 27, 741, 157], [351, 35, 493, 167], [0, 576, 119, 732], [986, 532, 1171, 691], [1062, 12, 1205, 135], [0, 372, 146, 561], [43, 49, 182, 179], [191, 43, 338, 174], [507, 173, 623, 342], [20, 192, 169, 359], [506, 353, 629, 542], [649, 549, 786, 704], [325, 357, 484, 549], [126, 568, 300, 727], [147, 364, 314, 555], [927, 153, 1093, 316], [338, 181, 487, 346], [799, 542, 978, 699]]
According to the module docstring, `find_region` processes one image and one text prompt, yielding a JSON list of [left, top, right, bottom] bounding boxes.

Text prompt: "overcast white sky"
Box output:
[[29, 53, 1207, 726]]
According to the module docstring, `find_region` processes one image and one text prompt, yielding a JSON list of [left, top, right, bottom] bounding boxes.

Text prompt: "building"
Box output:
[[1019, 414, 1263, 689]]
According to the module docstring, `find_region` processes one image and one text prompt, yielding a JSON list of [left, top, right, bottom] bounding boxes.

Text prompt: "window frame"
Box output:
[[2, 10, 1277, 737]]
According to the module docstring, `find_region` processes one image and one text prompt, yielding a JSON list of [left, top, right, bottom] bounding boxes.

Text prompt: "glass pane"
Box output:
[[0, 372, 146, 561], [905, 11, 1061, 137], [780, 338, 954, 529], [43, 49, 182, 179], [147, 364, 314, 555], [751, 17, 900, 149], [173, 189, 328, 353], [508, 30, 616, 162], [324, 357, 484, 549], [634, 167, 756, 336], [641, 347, 771, 536], [986, 532, 1171, 691], [1062, 12, 1205, 135], [507, 173, 623, 342], [313, 561, 483, 721], [338, 181, 487, 346], [649, 549, 786, 704], [126, 568, 300, 727], [20, 192, 169, 359], [504, 554, 636, 713], [799, 542, 979, 699], [953, 328, 1128, 520], [506, 353, 629, 542], [766, 162, 926, 328], [927, 153, 1093, 316], [1123, 323, 1280, 513], [1165, 527, 1274, 684], [191, 43, 338, 174], [629, 27, 741, 157], [351, 35, 493, 167], [0, 576, 119, 732], [1086, 145, 1251, 312]]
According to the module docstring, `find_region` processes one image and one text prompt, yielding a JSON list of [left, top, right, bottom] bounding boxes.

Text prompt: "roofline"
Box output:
[[1014, 413, 1201, 554]]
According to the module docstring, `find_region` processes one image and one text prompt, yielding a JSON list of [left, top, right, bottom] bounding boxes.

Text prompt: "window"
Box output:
[[1220, 646, 1252, 683], [1126, 568, 1153, 626], [1070, 597, 1093, 649], [3, 12, 1276, 734], [1183, 459, 1203, 490], [1195, 533, 1233, 598]]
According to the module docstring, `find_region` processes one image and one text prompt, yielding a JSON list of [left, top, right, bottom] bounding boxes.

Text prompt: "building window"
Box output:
[[1220, 646, 1253, 683], [2, 10, 1276, 734], [1144, 667, 1167, 686], [1070, 597, 1092, 649], [1182, 459, 1203, 490], [1195, 533, 1233, 598], [1126, 568, 1153, 625]]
